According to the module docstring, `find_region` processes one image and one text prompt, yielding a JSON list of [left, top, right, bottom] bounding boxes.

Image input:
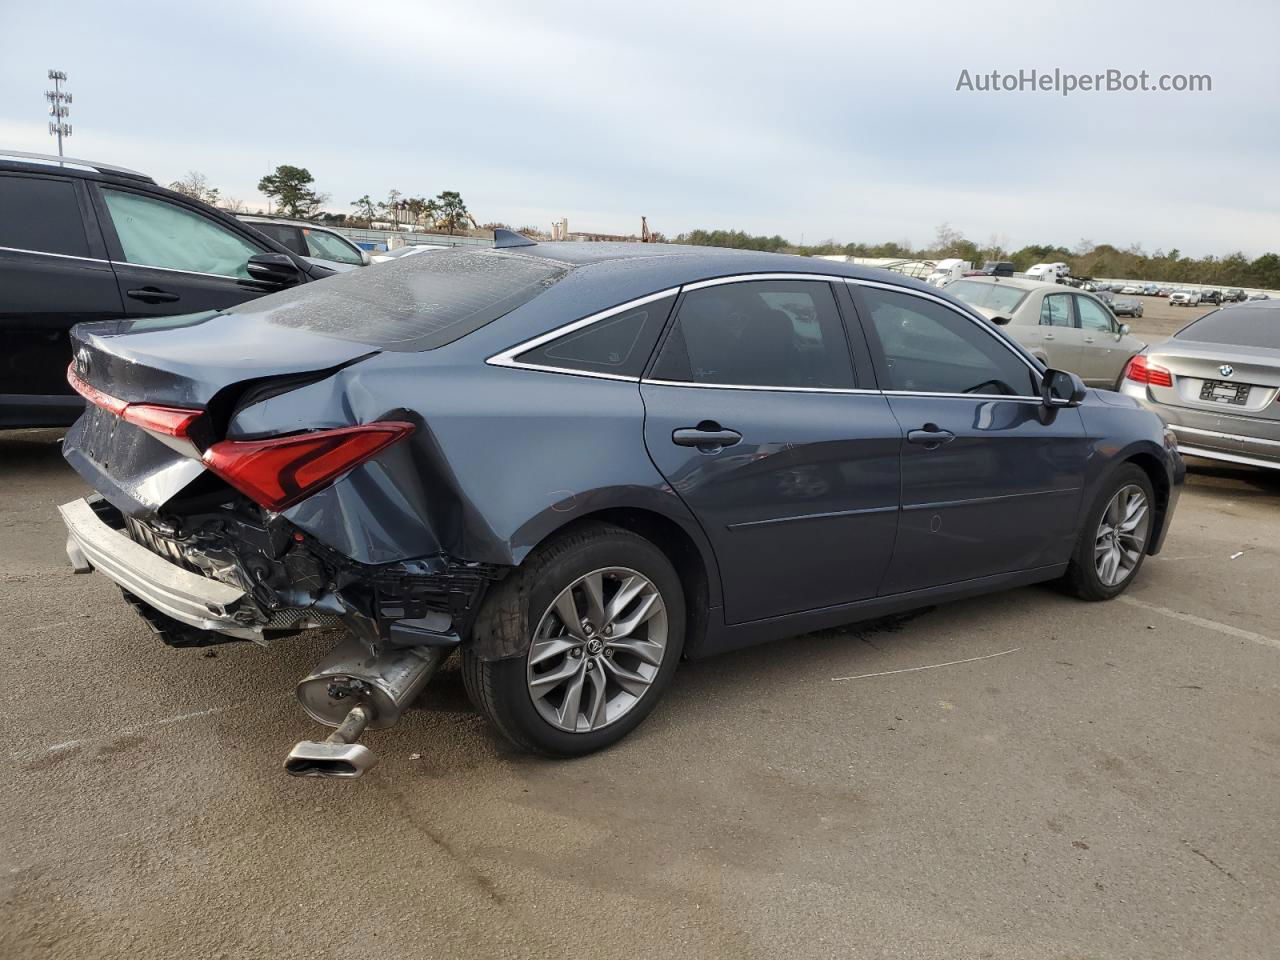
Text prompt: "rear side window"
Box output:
[[650, 280, 855, 389], [516, 295, 674, 377], [860, 287, 1036, 396], [304, 228, 363, 265], [252, 222, 307, 255], [245, 249, 570, 350], [1175, 307, 1280, 350], [0, 174, 89, 257]]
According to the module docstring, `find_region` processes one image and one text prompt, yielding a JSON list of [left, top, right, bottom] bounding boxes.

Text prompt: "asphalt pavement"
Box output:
[[2, 427, 1277, 960]]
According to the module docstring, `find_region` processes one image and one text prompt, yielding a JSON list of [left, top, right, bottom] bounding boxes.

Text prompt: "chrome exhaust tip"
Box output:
[[284, 739, 376, 778], [284, 703, 376, 779]]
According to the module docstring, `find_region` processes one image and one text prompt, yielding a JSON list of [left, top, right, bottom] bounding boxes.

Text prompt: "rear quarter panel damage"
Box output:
[[232, 354, 722, 603]]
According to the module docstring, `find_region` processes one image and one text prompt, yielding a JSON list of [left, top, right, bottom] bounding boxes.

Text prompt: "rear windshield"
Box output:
[[945, 280, 1028, 314], [234, 249, 569, 350], [1175, 308, 1280, 350]]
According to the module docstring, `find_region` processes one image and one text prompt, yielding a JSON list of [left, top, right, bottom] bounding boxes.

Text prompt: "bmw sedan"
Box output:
[[944, 276, 1147, 387], [1120, 299, 1280, 470], [58, 237, 1183, 776]]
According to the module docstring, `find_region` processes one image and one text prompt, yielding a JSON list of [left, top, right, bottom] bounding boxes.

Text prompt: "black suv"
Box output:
[[1199, 289, 1222, 305], [0, 151, 335, 428]]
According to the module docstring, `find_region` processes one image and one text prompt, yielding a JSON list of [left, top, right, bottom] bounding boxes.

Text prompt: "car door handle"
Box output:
[[1044, 333, 1056, 340], [127, 287, 180, 304], [1083, 336, 1096, 343], [672, 425, 742, 449], [907, 424, 956, 448]]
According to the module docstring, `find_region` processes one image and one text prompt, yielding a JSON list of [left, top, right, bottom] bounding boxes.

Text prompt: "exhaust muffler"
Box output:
[[285, 636, 447, 779]]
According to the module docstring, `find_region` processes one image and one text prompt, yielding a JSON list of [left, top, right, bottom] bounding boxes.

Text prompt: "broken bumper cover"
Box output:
[[58, 497, 261, 640]]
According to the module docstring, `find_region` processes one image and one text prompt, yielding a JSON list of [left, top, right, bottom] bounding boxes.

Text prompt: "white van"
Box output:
[[1025, 262, 1069, 283]]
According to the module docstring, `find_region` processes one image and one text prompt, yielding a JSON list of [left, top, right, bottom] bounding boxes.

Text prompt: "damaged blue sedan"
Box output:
[[58, 232, 1184, 777]]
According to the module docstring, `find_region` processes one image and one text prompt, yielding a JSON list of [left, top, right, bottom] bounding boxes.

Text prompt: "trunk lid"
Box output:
[[1145, 338, 1280, 422], [63, 310, 379, 516]]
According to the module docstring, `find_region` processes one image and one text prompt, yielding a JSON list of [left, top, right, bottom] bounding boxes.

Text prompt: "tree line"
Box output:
[[674, 223, 1280, 289], [169, 166, 476, 235]]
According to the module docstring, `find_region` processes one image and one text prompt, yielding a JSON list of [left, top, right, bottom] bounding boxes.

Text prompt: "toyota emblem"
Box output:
[[1219, 364, 1234, 378]]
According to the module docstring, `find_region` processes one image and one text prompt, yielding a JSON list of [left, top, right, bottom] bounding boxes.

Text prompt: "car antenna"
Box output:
[[493, 228, 537, 248]]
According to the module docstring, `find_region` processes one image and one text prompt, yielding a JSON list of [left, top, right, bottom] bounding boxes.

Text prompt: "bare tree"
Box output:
[[169, 171, 220, 205]]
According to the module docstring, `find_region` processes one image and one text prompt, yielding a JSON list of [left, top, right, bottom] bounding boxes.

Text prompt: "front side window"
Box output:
[[516, 295, 675, 377], [102, 189, 261, 279], [304, 228, 363, 265], [650, 280, 854, 389], [1076, 296, 1115, 333], [1040, 294, 1074, 327], [861, 287, 1036, 396], [0, 174, 89, 257]]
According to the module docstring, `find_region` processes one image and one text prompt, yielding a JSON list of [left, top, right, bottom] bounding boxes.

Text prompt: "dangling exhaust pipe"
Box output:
[[285, 636, 447, 779]]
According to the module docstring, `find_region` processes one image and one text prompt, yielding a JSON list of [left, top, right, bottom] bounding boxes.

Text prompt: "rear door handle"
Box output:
[[672, 425, 742, 449], [1044, 333, 1056, 340], [1083, 336, 1096, 344], [127, 287, 180, 304], [907, 424, 956, 449]]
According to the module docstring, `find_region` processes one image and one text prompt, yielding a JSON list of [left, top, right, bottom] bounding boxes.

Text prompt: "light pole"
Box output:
[[46, 69, 72, 157]]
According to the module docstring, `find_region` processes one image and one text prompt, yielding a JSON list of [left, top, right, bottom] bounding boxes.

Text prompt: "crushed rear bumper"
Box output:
[[58, 497, 262, 640]]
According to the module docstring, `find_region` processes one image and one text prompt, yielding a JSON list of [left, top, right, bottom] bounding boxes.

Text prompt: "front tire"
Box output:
[[463, 523, 685, 756], [1062, 464, 1155, 601]]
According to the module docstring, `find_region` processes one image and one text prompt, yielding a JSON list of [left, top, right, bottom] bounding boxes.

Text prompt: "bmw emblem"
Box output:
[[1219, 364, 1234, 378]]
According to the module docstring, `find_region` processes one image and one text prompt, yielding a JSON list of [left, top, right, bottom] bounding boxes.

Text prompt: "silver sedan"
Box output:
[[1120, 300, 1280, 470], [945, 277, 1147, 388]]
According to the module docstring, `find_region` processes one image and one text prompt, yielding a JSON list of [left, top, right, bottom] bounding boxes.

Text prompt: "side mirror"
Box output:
[[359, 250, 372, 266], [989, 315, 1012, 326], [1041, 368, 1087, 408], [246, 252, 304, 287]]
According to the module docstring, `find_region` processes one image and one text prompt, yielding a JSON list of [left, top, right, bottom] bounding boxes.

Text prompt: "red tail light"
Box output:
[[1123, 354, 1173, 388], [202, 422, 414, 512]]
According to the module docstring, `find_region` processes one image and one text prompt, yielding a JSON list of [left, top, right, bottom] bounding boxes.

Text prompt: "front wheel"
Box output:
[[463, 523, 685, 756], [1062, 464, 1155, 601]]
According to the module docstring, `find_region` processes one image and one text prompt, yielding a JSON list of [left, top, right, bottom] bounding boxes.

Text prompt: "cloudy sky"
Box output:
[[2, 0, 1276, 255]]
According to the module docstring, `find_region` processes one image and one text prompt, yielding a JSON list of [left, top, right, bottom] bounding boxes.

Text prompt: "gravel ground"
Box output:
[[2, 428, 1277, 960]]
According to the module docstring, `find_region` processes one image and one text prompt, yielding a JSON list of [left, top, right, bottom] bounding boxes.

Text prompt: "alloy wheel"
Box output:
[[1094, 484, 1150, 587], [526, 567, 669, 733]]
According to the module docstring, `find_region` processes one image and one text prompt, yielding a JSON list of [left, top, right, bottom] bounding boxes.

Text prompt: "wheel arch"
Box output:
[[471, 503, 722, 661], [1121, 449, 1172, 554]]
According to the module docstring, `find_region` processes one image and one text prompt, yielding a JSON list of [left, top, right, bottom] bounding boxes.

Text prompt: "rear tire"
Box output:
[[1062, 464, 1155, 601], [462, 523, 685, 756]]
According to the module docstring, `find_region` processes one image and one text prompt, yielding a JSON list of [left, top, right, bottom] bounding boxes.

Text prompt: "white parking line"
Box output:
[[832, 647, 1020, 682], [26, 702, 255, 761], [1120, 596, 1280, 652]]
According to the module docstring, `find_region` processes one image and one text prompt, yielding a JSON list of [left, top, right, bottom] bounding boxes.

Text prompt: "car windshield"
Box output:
[[233, 248, 569, 350], [1175, 308, 1280, 350], [945, 280, 1028, 314]]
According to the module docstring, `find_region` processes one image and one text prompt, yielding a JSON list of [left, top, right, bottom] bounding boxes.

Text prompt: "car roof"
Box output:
[[0, 149, 154, 183], [946, 275, 1056, 292]]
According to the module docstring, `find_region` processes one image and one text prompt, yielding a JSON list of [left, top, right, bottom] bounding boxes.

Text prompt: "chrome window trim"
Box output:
[[108, 259, 257, 283], [881, 390, 1044, 402], [682, 272, 852, 291], [0, 244, 108, 264], [642, 378, 879, 395], [485, 287, 681, 382]]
